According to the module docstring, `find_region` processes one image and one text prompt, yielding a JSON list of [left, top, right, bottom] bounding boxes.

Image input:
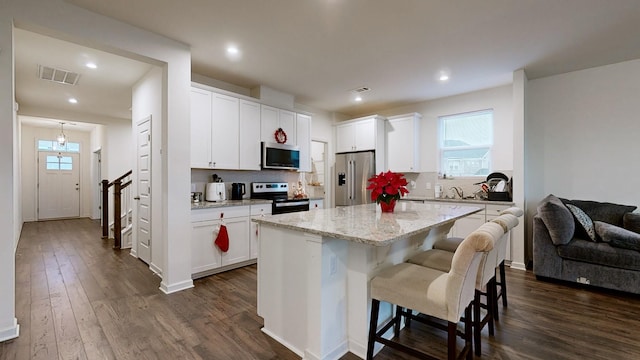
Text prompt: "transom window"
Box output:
[[439, 109, 493, 177], [38, 140, 80, 152]]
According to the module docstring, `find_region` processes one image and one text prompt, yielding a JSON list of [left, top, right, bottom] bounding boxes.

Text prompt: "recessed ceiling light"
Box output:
[[85, 62, 97, 69], [439, 74, 449, 81], [225, 44, 242, 61], [354, 96, 363, 102], [68, 98, 78, 104], [226, 46, 239, 55]]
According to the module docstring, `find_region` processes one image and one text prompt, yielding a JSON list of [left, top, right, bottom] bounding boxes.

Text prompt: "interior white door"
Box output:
[[136, 117, 152, 264], [38, 152, 80, 220]]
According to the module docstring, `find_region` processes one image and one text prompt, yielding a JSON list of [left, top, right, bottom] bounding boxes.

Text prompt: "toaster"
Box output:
[[205, 182, 226, 202]]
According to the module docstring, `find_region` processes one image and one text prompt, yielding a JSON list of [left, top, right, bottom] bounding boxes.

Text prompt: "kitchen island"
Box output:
[[253, 202, 482, 360]]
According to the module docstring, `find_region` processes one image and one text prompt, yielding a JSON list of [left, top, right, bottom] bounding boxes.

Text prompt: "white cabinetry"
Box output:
[[239, 100, 261, 170], [191, 206, 251, 278], [211, 93, 240, 169], [335, 115, 386, 172], [250, 204, 272, 259], [309, 199, 324, 210], [261, 105, 296, 145], [386, 113, 422, 172], [190, 87, 213, 169], [296, 113, 312, 172]]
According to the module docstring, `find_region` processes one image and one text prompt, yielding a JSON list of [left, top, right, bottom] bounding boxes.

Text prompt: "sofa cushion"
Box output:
[[566, 204, 597, 242], [538, 194, 575, 245], [595, 221, 640, 252], [561, 199, 637, 227], [624, 212, 640, 234], [557, 238, 640, 271]]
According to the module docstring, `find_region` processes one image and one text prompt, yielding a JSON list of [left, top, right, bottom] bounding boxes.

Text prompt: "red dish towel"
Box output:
[[214, 224, 229, 252]]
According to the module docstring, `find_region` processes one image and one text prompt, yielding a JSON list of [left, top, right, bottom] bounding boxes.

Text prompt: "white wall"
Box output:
[[525, 58, 640, 262], [132, 66, 164, 274], [20, 122, 92, 221]]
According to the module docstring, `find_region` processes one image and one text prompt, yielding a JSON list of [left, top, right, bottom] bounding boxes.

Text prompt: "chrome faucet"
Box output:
[[450, 186, 463, 199]]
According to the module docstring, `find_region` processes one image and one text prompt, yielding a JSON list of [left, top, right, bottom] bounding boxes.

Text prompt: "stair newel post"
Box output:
[[101, 179, 109, 239], [113, 179, 122, 249]]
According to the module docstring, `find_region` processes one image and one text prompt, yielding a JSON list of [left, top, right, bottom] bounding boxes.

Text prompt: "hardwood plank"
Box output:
[[4, 218, 640, 360]]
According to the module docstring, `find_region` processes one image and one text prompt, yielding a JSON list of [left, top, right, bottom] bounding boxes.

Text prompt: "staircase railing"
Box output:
[[101, 170, 132, 249]]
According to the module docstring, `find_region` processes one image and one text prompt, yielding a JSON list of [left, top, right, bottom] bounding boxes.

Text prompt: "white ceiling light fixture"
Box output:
[[85, 62, 97, 69], [437, 70, 451, 82], [57, 122, 67, 146], [351, 86, 370, 103], [225, 44, 242, 61], [354, 96, 363, 102], [68, 98, 78, 104]]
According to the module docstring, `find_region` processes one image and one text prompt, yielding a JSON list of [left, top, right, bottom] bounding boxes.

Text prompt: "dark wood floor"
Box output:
[[2, 218, 640, 360]]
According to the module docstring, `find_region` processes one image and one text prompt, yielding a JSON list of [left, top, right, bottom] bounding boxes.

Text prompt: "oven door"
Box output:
[[272, 199, 310, 214]]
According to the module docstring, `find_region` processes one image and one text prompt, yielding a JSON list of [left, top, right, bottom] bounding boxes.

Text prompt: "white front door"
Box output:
[[38, 152, 80, 220], [136, 117, 152, 264]]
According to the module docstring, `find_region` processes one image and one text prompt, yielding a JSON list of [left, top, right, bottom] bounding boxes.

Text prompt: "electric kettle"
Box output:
[[231, 183, 245, 200]]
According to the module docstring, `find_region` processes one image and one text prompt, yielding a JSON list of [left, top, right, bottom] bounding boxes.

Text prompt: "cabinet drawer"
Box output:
[[191, 206, 250, 222], [250, 204, 273, 216], [486, 204, 512, 218]]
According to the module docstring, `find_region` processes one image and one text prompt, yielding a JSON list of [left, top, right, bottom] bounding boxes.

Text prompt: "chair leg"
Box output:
[[394, 305, 403, 337], [447, 321, 457, 360], [473, 290, 481, 357], [488, 279, 495, 336], [499, 261, 508, 307], [465, 305, 473, 360], [366, 299, 380, 360]]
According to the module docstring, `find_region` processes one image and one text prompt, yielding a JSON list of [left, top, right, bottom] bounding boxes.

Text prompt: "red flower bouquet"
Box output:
[[367, 171, 409, 211]]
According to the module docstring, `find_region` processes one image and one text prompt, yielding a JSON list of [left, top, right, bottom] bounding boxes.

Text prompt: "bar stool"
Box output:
[[407, 221, 507, 356], [493, 207, 523, 311], [366, 224, 498, 360]]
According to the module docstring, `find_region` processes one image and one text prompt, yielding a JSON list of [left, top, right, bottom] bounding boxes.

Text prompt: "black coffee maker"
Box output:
[[231, 183, 245, 200]]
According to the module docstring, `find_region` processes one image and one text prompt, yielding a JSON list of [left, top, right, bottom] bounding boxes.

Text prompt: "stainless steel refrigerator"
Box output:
[[335, 151, 376, 206]]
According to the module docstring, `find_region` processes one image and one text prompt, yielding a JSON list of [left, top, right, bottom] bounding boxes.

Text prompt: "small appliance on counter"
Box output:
[[205, 174, 226, 202], [231, 183, 246, 200]]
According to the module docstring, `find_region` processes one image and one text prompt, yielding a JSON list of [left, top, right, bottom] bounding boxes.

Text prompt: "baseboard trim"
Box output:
[[0, 318, 19, 342], [509, 261, 527, 271], [261, 327, 305, 358], [159, 279, 194, 294]]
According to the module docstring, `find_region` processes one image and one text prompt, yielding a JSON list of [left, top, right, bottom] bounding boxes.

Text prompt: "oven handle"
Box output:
[[274, 201, 310, 208]]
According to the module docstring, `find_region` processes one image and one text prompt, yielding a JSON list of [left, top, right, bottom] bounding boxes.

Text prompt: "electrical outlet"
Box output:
[[410, 180, 416, 189], [426, 182, 432, 190]]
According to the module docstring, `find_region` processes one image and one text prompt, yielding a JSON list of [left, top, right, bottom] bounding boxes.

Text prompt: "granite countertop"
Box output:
[[252, 202, 482, 246], [401, 195, 514, 206], [191, 199, 271, 210]]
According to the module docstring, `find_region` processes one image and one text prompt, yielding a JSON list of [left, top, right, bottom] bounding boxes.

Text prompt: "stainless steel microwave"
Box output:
[[262, 142, 300, 170]]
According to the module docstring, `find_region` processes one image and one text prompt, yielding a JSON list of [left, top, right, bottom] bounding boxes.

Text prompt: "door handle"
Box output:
[[134, 196, 141, 200]]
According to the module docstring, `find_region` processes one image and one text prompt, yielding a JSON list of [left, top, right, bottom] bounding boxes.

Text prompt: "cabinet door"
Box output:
[[250, 205, 271, 259], [239, 100, 261, 170], [190, 88, 212, 168], [336, 123, 355, 153], [309, 199, 324, 210], [191, 220, 222, 274], [211, 93, 240, 169], [260, 105, 279, 142], [354, 119, 375, 151], [278, 109, 296, 145], [453, 214, 485, 238], [387, 115, 420, 172], [221, 216, 251, 266], [296, 113, 312, 172]]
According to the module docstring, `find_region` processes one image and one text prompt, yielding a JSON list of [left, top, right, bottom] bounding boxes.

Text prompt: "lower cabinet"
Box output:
[[191, 206, 252, 278], [309, 199, 324, 210], [250, 204, 272, 259]]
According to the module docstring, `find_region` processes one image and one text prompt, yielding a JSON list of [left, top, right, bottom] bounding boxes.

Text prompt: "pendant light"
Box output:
[[57, 122, 67, 146]]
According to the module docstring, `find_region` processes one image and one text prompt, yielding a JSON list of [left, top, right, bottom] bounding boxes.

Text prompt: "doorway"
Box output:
[[38, 151, 80, 220], [135, 116, 152, 265], [307, 140, 328, 204], [93, 149, 102, 221]]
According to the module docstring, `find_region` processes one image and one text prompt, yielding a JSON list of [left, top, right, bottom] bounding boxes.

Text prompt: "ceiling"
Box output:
[[15, 0, 640, 123]]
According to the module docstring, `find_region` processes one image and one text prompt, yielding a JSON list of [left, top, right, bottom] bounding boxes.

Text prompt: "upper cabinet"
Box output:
[[239, 100, 261, 170], [296, 113, 312, 172], [386, 113, 422, 173], [260, 105, 296, 145], [335, 115, 386, 172], [190, 84, 312, 172]]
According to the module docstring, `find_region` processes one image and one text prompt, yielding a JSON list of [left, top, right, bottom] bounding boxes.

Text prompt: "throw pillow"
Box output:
[[623, 213, 640, 234], [537, 194, 575, 245], [566, 204, 597, 242], [595, 221, 640, 251], [561, 199, 637, 227]]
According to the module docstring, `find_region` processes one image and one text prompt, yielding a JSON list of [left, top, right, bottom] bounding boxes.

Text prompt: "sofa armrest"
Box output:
[[533, 215, 564, 278], [624, 212, 640, 234]]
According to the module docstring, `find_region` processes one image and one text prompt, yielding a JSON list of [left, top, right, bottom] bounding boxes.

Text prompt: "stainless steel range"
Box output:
[[251, 182, 310, 214]]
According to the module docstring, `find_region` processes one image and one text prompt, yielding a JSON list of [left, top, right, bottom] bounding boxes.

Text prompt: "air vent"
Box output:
[[38, 65, 80, 85], [352, 86, 371, 93]]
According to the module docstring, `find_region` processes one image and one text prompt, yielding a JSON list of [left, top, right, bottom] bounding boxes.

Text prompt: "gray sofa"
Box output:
[[533, 194, 640, 294]]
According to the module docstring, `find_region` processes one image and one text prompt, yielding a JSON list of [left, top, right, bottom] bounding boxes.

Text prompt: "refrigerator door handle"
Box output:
[[351, 160, 356, 203], [347, 160, 353, 200], [361, 156, 370, 203]]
